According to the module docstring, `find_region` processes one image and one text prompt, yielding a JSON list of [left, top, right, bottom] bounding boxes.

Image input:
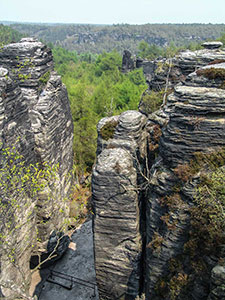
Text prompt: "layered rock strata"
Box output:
[[122, 44, 225, 116], [92, 111, 148, 299], [145, 62, 225, 299], [0, 66, 38, 297], [0, 38, 73, 296], [93, 47, 225, 299]]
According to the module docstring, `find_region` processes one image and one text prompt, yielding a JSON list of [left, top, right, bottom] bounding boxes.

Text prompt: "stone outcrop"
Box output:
[[93, 46, 225, 299], [92, 111, 147, 299], [122, 43, 225, 116], [145, 62, 225, 299], [208, 265, 225, 300], [0, 38, 73, 297], [122, 50, 135, 73], [201, 41, 223, 49]]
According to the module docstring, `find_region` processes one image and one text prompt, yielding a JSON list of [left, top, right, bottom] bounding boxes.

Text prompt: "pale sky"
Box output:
[[0, 0, 224, 25]]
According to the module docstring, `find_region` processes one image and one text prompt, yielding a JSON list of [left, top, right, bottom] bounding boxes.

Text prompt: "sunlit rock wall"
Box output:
[[0, 38, 74, 297]]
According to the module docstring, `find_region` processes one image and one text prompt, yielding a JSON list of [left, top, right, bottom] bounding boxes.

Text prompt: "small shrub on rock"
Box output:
[[196, 67, 225, 80], [100, 120, 118, 140]]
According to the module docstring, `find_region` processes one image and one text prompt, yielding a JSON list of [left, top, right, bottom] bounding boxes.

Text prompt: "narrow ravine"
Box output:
[[34, 221, 99, 300]]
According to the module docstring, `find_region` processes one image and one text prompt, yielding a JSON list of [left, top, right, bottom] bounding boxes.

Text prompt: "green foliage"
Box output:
[[174, 148, 225, 182], [218, 31, 225, 45], [164, 150, 225, 298], [137, 40, 199, 60], [38, 71, 50, 93], [11, 58, 34, 82], [100, 120, 118, 141], [0, 144, 59, 259], [95, 51, 122, 76], [0, 24, 23, 47], [188, 166, 225, 254], [52, 46, 147, 172], [155, 149, 225, 299], [10, 23, 225, 54], [138, 41, 164, 60], [68, 83, 98, 172], [140, 90, 163, 114]]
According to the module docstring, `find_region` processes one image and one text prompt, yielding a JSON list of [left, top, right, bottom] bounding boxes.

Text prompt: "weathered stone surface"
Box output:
[[124, 44, 225, 116], [0, 66, 37, 297], [0, 38, 73, 297], [0, 37, 53, 89], [201, 41, 223, 49], [208, 265, 225, 300], [94, 47, 225, 300], [145, 62, 225, 300], [122, 50, 135, 73], [176, 46, 225, 76], [92, 110, 147, 299]]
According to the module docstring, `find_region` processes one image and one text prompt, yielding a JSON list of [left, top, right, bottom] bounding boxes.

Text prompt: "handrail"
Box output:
[[37, 269, 126, 299]]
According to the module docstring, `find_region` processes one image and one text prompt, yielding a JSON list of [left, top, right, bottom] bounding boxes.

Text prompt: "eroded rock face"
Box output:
[[201, 41, 223, 49], [0, 66, 37, 297], [0, 39, 73, 296], [122, 50, 135, 73], [122, 43, 225, 116], [208, 265, 225, 300], [94, 47, 225, 299], [92, 111, 147, 299], [145, 63, 225, 299]]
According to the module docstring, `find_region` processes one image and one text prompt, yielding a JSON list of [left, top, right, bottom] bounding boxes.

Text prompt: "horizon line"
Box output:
[[1, 20, 225, 26]]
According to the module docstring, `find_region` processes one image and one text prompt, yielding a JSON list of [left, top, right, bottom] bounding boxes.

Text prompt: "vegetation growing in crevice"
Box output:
[[140, 90, 163, 115], [100, 120, 118, 141], [155, 255, 189, 300], [69, 177, 92, 225], [196, 67, 225, 80], [174, 147, 225, 182], [185, 166, 225, 257], [147, 124, 162, 162], [146, 232, 164, 252], [154, 149, 225, 299], [208, 59, 225, 65], [38, 71, 51, 93]]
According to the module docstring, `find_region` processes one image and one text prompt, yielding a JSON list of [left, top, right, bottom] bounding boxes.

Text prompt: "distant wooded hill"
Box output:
[[6, 22, 225, 54]]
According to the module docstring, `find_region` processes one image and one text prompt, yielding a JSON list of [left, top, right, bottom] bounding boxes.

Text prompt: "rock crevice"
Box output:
[[93, 45, 225, 299]]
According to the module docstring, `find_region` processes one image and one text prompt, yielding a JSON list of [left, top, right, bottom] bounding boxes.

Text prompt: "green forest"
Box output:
[[0, 24, 23, 45], [1, 24, 225, 175], [52, 46, 147, 172], [6, 22, 225, 54]]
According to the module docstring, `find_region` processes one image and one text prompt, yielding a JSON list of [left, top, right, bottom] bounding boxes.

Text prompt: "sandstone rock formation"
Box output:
[[0, 38, 73, 297], [92, 111, 147, 299], [122, 43, 225, 116], [93, 46, 225, 299]]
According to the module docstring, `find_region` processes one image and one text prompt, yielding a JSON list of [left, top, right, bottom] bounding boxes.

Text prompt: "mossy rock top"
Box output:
[[196, 64, 225, 80], [99, 120, 118, 141]]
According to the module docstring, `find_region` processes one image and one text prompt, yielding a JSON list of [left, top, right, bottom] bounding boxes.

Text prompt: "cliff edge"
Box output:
[[0, 38, 74, 297], [93, 44, 225, 299]]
